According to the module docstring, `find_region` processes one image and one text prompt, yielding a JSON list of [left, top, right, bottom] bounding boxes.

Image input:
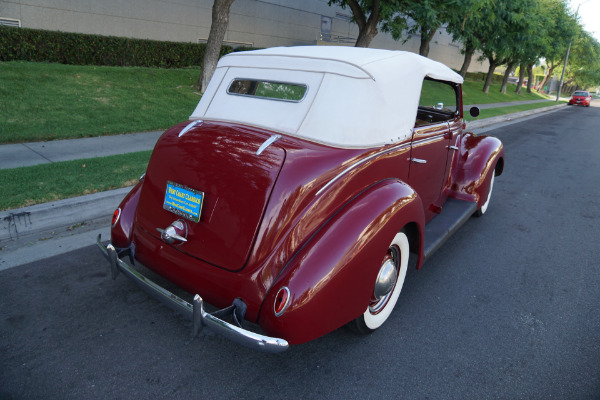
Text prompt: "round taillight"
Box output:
[[111, 208, 121, 228], [274, 287, 290, 317]]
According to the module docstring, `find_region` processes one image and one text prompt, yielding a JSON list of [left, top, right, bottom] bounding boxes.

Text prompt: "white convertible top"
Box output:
[[190, 46, 463, 148]]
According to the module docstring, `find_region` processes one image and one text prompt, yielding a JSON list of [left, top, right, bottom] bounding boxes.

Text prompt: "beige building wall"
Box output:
[[0, 0, 489, 73]]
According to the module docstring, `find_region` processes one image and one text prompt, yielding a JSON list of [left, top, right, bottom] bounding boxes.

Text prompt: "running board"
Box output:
[[423, 198, 478, 259]]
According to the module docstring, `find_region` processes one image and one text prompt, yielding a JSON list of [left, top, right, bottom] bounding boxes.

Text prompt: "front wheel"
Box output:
[[352, 231, 410, 334]]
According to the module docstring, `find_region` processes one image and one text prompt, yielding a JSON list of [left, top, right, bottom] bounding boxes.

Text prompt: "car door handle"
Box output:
[[410, 158, 427, 164], [447, 145, 459, 151]]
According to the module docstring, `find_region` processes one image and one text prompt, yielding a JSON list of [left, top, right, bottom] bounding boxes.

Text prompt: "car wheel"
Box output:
[[352, 231, 410, 334], [475, 171, 495, 217]]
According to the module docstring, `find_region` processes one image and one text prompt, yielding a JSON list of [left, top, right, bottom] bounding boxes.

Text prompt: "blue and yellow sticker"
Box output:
[[163, 181, 204, 223]]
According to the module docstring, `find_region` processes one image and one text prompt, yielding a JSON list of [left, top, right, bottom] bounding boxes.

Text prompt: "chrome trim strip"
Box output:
[[256, 134, 282, 156], [96, 236, 289, 353], [178, 120, 203, 138], [315, 143, 408, 196]]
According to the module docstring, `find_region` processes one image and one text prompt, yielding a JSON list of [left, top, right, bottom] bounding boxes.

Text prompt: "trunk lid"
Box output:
[[135, 121, 285, 271]]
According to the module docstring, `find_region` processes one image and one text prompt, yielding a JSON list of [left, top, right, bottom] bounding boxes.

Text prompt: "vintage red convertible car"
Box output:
[[568, 91, 592, 107], [97, 47, 504, 352]]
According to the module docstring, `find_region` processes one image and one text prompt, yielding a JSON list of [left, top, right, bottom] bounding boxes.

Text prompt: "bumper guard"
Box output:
[[96, 235, 288, 353]]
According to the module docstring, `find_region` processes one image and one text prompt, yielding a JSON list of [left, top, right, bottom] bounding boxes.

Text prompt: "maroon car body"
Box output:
[[97, 47, 504, 352]]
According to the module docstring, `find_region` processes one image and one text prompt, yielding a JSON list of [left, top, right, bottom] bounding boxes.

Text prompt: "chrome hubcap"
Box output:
[[370, 246, 399, 314], [374, 258, 397, 299]]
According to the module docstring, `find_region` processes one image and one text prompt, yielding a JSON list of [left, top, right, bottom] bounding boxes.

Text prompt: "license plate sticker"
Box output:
[[163, 181, 204, 223]]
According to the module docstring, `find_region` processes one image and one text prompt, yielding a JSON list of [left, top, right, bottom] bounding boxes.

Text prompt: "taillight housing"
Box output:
[[274, 287, 290, 317], [111, 208, 121, 228]]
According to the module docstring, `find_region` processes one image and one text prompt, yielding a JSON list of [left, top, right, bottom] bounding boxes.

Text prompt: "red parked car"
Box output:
[[97, 47, 504, 352], [568, 91, 592, 106]]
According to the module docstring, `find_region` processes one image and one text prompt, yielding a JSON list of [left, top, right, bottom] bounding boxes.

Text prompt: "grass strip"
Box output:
[[478, 101, 566, 119], [0, 62, 201, 144], [0, 151, 151, 211]]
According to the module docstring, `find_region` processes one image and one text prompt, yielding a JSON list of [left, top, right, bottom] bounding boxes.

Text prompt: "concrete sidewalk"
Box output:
[[0, 130, 163, 169]]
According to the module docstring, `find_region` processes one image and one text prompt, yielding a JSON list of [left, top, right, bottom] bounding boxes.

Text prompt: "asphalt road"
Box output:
[[2, 100, 599, 399]]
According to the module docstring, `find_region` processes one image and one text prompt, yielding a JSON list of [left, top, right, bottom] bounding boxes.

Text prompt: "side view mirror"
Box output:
[[469, 106, 480, 118]]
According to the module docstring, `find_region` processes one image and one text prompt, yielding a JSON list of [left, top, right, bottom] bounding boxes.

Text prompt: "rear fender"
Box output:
[[258, 179, 424, 345], [451, 132, 504, 208], [111, 180, 143, 249]]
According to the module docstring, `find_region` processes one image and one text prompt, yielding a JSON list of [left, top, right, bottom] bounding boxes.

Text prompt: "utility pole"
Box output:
[[556, 0, 590, 102]]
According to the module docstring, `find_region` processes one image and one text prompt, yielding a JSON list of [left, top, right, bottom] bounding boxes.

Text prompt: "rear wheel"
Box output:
[[352, 231, 409, 334]]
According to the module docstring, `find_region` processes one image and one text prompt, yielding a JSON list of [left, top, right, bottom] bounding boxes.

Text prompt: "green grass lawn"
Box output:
[[0, 151, 151, 211], [462, 80, 550, 104], [1, 61, 553, 145], [0, 61, 201, 144]]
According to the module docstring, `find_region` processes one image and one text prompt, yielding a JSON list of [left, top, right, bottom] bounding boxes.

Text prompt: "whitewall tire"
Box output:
[[476, 172, 495, 217], [353, 231, 409, 333]]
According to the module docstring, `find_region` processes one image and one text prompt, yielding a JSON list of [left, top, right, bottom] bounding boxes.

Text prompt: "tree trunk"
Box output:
[[516, 63, 525, 95], [459, 46, 474, 78], [526, 64, 534, 93], [419, 26, 438, 57], [500, 62, 515, 94], [348, 0, 381, 48], [196, 0, 235, 92], [483, 58, 497, 94], [354, 23, 379, 47], [537, 62, 557, 94]]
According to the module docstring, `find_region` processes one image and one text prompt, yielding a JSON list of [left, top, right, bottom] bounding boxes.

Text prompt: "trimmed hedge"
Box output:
[[0, 26, 237, 68]]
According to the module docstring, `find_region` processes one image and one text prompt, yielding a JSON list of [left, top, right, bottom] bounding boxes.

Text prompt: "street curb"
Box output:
[[467, 103, 566, 130], [0, 187, 132, 242]]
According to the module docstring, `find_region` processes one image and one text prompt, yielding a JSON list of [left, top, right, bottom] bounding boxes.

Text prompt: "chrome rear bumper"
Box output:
[[96, 235, 288, 353]]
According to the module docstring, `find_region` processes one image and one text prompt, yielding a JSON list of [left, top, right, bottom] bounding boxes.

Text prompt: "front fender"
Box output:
[[451, 132, 504, 207], [258, 179, 424, 345]]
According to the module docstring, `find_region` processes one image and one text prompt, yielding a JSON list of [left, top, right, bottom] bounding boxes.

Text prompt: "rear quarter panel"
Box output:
[[257, 179, 424, 344]]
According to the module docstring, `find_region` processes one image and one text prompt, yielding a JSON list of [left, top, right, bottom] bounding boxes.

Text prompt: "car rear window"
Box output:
[[227, 79, 308, 102]]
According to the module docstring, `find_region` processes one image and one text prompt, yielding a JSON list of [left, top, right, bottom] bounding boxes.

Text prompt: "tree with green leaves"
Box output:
[[328, 0, 404, 47], [535, 0, 578, 93], [445, 0, 494, 77], [388, 0, 462, 57], [497, 0, 540, 94], [560, 29, 600, 91], [515, 0, 554, 94]]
